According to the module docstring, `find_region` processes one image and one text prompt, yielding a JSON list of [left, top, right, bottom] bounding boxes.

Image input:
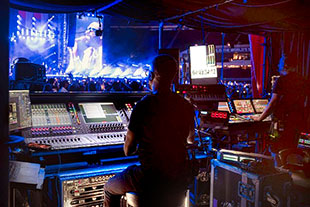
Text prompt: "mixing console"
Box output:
[[23, 101, 131, 150]]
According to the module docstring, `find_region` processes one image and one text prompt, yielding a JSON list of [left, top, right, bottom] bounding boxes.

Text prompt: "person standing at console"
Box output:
[[104, 54, 195, 207], [252, 54, 306, 154]]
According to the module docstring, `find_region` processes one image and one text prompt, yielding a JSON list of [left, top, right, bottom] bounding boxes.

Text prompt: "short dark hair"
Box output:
[[152, 54, 177, 83]]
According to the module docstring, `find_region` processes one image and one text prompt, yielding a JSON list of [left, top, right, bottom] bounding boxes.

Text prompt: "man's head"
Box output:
[[149, 54, 177, 91], [278, 53, 296, 75], [86, 22, 100, 37]]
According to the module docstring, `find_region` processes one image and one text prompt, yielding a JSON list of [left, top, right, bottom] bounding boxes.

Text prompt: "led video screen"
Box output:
[[9, 9, 154, 79]]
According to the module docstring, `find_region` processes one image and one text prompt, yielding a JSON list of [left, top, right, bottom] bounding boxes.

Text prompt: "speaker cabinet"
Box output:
[[13, 63, 46, 81]]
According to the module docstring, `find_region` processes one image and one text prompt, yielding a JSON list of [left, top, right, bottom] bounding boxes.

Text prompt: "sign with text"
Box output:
[[190, 45, 217, 84]]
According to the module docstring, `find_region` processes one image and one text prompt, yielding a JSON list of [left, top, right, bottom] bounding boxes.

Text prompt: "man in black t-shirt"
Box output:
[[104, 54, 195, 207], [252, 56, 306, 153]]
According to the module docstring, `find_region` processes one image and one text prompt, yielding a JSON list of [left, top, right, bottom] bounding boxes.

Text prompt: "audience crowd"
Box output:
[[10, 76, 253, 99], [10, 76, 149, 92]]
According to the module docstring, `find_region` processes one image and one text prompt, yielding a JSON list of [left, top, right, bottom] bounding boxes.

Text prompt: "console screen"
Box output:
[[218, 102, 231, 113], [79, 103, 122, 123], [9, 90, 32, 131], [233, 99, 254, 114], [252, 99, 268, 113]]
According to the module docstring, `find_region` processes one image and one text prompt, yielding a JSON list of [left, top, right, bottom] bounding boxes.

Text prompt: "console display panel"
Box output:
[[233, 99, 255, 114], [252, 99, 268, 113], [31, 104, 72, 127], [79, 103, 122, 123], [298, 133, 310, 149], [218, 102, 231, 113]]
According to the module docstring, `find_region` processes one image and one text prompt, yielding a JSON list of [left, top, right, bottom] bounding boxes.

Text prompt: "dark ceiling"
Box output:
[[9, 0, 310, 34]]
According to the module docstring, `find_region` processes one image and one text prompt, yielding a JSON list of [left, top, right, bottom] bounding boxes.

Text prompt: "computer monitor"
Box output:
[[252, 99, 269, 113], [78, 102, 122, 124], [297, 133, 310, 149], [9, 90, 32, 131], [218, 102, 231, 113], [233, 99, 255, 114]]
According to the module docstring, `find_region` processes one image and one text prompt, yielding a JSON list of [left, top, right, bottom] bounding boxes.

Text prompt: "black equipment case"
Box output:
[[210, 153, 292, 207]]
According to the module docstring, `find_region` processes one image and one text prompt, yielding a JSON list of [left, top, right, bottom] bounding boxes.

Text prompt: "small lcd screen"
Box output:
[[233, 99, 255, 114], [79, 102, 121, 124], [252, 99, 269, 113], [218, 102, 231, 113], [9, 90, 32, 131], [298, 133, 310, 149], [9, 103, 18, 125]]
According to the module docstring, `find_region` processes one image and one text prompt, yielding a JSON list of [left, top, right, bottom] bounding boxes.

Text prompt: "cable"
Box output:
[[231, 0, 292, 8]]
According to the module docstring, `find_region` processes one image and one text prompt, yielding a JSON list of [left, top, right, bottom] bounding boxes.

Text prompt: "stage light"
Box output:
[[48, 16, 55, 22], [17, 15, 22, 20], [17, 25, 21, 30], [17, 20, 22, 25], [26, 29, 29, 36], [21, 28, 25, 35], [32, 17, 36, 21], [32, 22, 36, 26], [17, 31, 20, 36]]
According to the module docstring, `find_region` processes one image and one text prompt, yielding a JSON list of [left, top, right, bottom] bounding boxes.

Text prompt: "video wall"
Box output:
[[9, 9, 60, 75], [9, 9, 154, 79]]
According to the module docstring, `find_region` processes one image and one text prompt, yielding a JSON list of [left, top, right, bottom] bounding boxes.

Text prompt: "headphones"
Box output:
[[148, 70, 155, 81]]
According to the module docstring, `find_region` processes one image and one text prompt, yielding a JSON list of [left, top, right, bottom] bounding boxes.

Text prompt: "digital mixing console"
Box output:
[[23, 102, 129, 150], [20, 92, 143, 151]]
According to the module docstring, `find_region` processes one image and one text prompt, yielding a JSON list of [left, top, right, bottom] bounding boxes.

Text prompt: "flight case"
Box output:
[[210, 159, 292, 207]]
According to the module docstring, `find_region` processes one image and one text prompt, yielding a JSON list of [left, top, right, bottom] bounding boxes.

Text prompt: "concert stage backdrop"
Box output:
[[9, 8, 157, 79]]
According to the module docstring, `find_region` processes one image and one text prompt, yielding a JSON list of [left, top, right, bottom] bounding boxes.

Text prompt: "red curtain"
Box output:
[[269, 32, 310, 80], [249, 34, 267, 98], [268, 32, 310, 130]]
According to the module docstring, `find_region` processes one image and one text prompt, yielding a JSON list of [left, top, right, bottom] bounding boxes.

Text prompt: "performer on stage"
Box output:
[[252, 54, 307, 154], [66, 22, 102, 76], [104, 54, 195, 207]]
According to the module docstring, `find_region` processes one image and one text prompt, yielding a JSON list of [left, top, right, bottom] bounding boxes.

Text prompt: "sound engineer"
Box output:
[[104, 54, 195, 207], [251, 54, 307, 156]]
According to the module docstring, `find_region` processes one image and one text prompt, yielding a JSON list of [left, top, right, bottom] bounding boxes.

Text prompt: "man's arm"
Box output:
[[187, 128, 195, 144], [124, 129, 138, 156], [253, 93, 279, 121]]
